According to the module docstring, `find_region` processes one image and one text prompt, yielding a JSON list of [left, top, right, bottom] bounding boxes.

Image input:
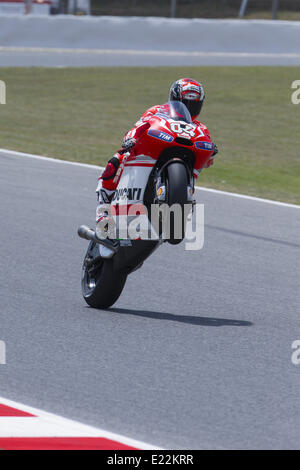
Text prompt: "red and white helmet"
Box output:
[[169, 78, 205, 119]]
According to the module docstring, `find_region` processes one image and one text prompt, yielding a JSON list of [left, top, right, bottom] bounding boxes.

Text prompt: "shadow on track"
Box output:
[[108, 308, 253, 327], [207, 224, 300, 249]]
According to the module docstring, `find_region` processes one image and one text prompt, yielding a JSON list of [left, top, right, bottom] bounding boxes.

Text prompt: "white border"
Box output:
[[0, 148, 299, 210]]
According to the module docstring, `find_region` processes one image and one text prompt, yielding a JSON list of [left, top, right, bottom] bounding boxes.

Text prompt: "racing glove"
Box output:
[[122, 137, 137, 151], [205, 143, 218, 168], [212, 143, 218, 156]]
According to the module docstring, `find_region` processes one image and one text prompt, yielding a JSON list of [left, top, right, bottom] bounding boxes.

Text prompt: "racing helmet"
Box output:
[[169, 78, 205, 119]]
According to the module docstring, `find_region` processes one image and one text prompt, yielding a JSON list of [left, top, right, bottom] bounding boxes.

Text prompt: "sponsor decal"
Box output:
[[100, 189, 110, 204], [148, 129, 174, 143], [112, 187, 142, 201], [195, 141, 213, 151]]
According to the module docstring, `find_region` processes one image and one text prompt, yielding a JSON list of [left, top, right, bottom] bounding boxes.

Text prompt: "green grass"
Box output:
[[90, 0, 300, 21], [245, 11, 300, 21], [0, 67, 299, 204]]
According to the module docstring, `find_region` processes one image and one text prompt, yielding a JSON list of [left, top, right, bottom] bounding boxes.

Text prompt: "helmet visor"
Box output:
[[182, 98, 203, 118]]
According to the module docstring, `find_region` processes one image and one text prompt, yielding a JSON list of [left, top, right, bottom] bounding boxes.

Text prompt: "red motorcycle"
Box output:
[[78, 101, 214, 308]]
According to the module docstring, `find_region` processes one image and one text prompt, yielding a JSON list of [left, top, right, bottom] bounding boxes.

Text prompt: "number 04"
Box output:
[[170, 122, 196, 137]]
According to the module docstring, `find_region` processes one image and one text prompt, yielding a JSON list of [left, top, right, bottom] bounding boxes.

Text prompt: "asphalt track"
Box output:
[[1, 47, 300, 67], [0, 149, 300, 449]]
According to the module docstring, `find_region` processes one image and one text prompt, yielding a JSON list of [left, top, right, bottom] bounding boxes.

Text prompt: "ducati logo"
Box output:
[[112, 187, 142, 201]]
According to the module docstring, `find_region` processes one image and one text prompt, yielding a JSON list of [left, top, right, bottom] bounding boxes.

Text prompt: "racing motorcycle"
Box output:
[[78, 101, 214, 309]]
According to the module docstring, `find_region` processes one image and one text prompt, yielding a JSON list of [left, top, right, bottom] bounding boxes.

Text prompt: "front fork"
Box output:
[[153, 165, 196, 209]]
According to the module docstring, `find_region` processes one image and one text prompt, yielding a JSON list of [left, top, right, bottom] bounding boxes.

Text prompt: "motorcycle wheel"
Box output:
[[82, 241, 127, 309], [166, 161, 189, 245]]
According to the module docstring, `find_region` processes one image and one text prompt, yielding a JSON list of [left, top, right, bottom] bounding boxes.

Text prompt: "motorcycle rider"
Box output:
[[96, 78, 218, 225]]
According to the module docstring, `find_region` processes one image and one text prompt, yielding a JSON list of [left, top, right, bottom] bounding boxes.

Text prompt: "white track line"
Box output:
[[194, 186, 300, 209], [0, 148, 101, 170], [0, 148, 299, 209], [0, 396, 159, 449], [0, 46, 300, 59]]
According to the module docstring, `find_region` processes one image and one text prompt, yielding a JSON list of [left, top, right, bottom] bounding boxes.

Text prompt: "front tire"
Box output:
[[82, 241, 127, 309], [166, 162, 190, 245]]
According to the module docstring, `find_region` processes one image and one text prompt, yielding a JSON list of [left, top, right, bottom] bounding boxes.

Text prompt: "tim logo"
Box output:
[[148, 129, 173, 142], [0, 80, 6, 104], [0, 340, 6, 364]]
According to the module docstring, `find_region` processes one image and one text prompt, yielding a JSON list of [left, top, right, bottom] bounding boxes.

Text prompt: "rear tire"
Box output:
[[82, 242, 127, 309], [166, 162, 189, 245]]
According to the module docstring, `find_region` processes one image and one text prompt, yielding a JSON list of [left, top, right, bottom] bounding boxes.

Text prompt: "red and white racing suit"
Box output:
[[96, 103, 215, 221]]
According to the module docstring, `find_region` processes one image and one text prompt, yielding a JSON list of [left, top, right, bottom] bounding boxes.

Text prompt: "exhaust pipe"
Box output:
[[77, 225, 119, 254]]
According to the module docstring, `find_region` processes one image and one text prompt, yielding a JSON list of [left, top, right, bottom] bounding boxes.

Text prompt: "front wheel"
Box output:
[[166, 162, 190, 245], [82, 241, 127, 309]]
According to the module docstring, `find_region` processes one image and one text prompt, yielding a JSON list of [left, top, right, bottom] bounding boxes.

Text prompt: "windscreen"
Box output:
[[168, 101, 192, 123]]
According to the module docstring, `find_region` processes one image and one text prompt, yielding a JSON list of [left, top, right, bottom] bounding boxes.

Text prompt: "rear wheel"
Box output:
[[82, 241, 127, 309], [166, 162, 190, 245]]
